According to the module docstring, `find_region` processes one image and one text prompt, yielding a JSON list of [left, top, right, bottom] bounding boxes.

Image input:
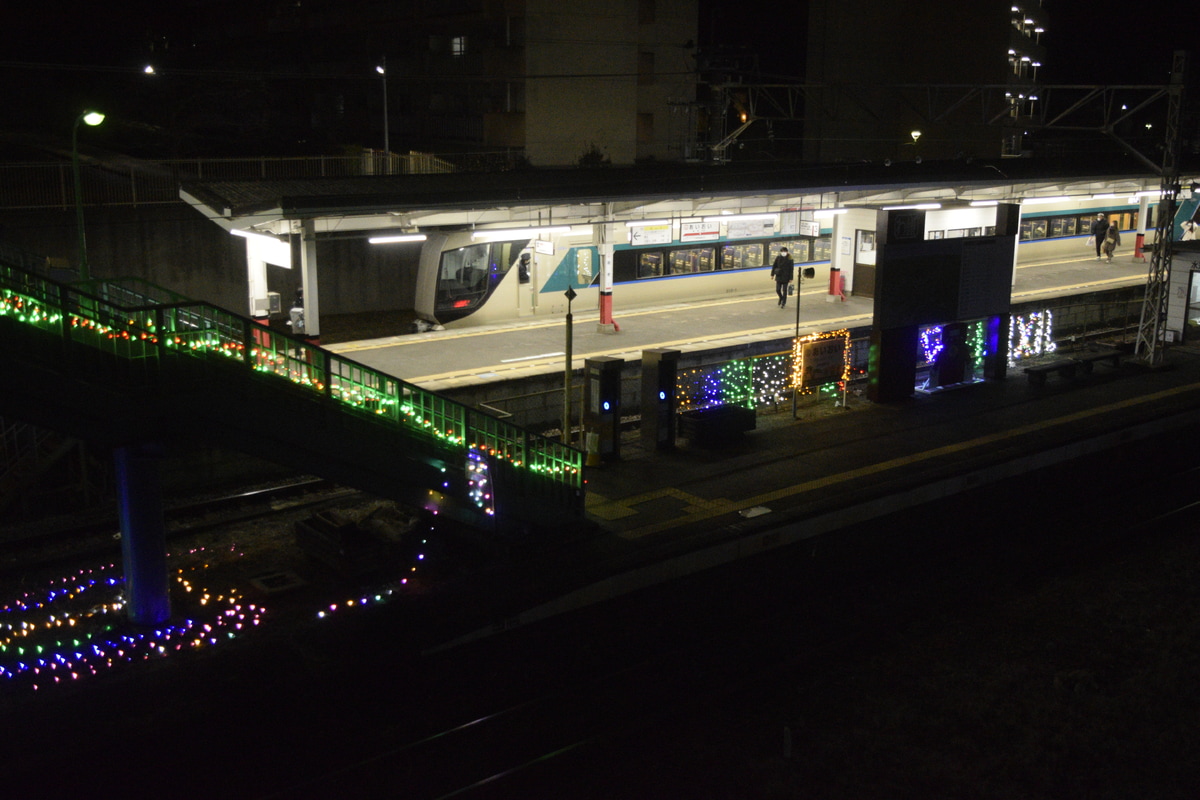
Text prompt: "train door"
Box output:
[[1184, 269, 1200, 344], [516, 247, 535, 316], [853, 229, 877, 297]]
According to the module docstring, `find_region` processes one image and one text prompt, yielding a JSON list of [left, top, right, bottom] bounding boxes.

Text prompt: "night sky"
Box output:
[[9, 1, 1188, 82], [0, 0, 1193, 152]]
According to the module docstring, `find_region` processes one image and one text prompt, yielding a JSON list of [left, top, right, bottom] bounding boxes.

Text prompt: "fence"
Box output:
[[0, 251, 584, 502]]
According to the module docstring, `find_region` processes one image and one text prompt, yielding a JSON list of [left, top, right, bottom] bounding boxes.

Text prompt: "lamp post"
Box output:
[[72, 109, 105, 281], [792, 265, 816, 419], [375, 58, 389, 156], [562, 286, 577, 445]]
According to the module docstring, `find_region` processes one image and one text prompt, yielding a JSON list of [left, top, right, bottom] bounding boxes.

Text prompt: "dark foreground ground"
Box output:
[[5, 441, 1200, 800]]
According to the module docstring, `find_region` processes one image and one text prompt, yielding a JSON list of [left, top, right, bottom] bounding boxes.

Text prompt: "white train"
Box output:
[[413, 196, 1176, 329]]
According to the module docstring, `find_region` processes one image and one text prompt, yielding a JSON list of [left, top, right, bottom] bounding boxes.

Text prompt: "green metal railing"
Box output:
[[0, 256, 584, 496]]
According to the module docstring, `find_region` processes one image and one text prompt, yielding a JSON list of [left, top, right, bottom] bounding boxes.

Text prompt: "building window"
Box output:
[[451, 36, 468, 57], [638, 51, 654, 86]]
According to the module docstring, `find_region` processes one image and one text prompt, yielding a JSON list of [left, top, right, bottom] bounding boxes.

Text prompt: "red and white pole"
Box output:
[[597, 217, 619, 333]]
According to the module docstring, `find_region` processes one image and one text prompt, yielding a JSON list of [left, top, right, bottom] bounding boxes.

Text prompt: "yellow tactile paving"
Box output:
[[608, 380, 1200, 541]]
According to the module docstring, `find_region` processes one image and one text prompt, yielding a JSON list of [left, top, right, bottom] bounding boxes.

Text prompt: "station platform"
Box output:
[[314, 250, 1188, 646], [325, 252, 1148, 392]]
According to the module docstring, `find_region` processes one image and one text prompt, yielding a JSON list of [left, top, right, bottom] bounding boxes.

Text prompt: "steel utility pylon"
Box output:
[[1135, 51, 1188, 367]]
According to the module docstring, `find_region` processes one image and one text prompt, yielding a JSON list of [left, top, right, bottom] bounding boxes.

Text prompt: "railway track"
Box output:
[[0, 476, 363, 572], [257, 447, 1200, 800]]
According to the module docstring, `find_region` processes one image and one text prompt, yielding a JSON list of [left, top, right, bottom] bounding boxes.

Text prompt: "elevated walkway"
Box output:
[[0, 249, 585, 534]]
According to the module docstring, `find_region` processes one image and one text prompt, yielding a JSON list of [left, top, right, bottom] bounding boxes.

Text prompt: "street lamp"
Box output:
[[72, 109, 105, 281], [375, 58, 389, 156]]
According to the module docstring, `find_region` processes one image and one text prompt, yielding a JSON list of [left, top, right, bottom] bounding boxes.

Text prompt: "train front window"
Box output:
[[434, 239, 534, 321]]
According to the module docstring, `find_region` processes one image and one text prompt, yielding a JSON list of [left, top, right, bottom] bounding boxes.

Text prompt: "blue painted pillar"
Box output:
[[114, 444, 171, 625]]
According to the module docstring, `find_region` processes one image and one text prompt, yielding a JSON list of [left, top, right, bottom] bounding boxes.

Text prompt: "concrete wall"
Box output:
[[2, 204, 420, 318]]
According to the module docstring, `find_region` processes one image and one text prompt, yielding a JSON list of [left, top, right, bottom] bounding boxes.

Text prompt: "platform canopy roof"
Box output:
[[180, 153, 1190, 239]]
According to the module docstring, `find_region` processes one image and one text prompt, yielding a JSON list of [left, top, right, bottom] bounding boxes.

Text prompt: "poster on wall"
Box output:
[[726, 219, 775, 240], [779, 211, 801, 236]]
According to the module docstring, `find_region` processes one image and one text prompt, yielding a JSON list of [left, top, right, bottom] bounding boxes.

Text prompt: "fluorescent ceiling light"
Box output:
[[881, 203, 941, 211], [1020, 196, 1071, 205], [701, 213, 778, 223], [230, 229, 280, 242], [969, 200, 999, 207], [368, 234, 427, 244], [1133, 190, 1161, 198], [231, 228, 290, 269], [471, 226, 572, 240], [1090, 194, 1117, 200], [624, 219, 672, 227], [813, 208, 849, 218]]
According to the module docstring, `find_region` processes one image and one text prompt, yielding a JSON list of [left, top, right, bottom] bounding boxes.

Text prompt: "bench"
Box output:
[[1023, 349, 1124, 386], [678, 403, 756, 447], [1072, 349, 1123, 374]]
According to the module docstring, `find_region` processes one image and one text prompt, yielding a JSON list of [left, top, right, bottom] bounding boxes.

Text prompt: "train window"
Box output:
[[1020, 219, 1049, 240], [492, 241, 522, 276], [638, 251, 663, 278], [435, 242, 497, 313], [813, 236, 832, 261], [670, 247, 715, 274], [768, 240, 811, 262], [720, 242, 766, 270], [439, 243, 488, 288], [617, 236, 826, 281]]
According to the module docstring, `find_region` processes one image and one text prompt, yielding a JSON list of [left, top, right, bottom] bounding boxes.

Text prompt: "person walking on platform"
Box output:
[[1090, 213, 1110, 260], [770, 247, 795, 308], [1102, 225, 1121, 262]]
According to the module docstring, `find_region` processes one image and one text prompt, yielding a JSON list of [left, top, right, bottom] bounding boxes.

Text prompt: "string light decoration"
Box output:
[[966, 319, 988, 376], [1, 273, 584, 500], [312, 530, 437, 622], [751, 354, 793, 406], [919, 325, 945, 365], [675, 330, 852, 411], [1008, 309, 1056, 365], [0, 554, 264, 696], [917, 320, 991, 391], [792, 329, 852, 396], [466, 450, 495, 516]]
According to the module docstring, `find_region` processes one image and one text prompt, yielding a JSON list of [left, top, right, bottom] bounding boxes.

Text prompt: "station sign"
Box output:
[[534, 239, 555, 255], [629, 224, 672, 246], [680, 221, 720, 243], [794, 330, 851, 392]]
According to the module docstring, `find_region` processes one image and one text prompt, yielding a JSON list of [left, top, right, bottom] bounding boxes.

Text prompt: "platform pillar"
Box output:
[[596, 228, 618, 333], [299, 218, 321, 342], [114, 444, 171, 626]]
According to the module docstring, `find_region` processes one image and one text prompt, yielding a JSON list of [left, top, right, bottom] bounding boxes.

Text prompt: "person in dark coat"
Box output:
[[1090, 214, 1110, 260], [770, 247, 795, 308], [1102, 225, 1121, 262]]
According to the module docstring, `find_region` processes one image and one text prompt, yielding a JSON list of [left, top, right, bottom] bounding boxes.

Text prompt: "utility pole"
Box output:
[[1135, 51, 1187, 366]]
